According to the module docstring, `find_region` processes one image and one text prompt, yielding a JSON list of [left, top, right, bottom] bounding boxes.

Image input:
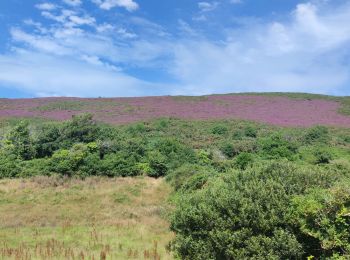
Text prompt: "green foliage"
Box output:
[[211, 124, 228, 135], [304, 125, 330, 144], [148, 151, 168, 178], [0, 154, 22, 178], [34, 123, 60, 158], [314, 147, 333, 164], [259, 133, 297, 160], [6, 121, 35, 160], [291, 182, 350, 258], [170, 162, 350, 259], [60, 113, 99, 146], [1, 112, 350, 259], [166, 164, 215, 191], [234, 152, 254, 169], [244, 125, 258, 138], [219, 143, 236, 158]]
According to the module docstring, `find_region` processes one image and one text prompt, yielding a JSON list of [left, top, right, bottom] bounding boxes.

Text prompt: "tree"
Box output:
[[6, 121, 35, 160]]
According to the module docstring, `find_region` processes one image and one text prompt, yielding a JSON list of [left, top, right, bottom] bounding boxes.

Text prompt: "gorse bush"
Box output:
[[170, 162, 350, 259], [304, 125, 330, 144]]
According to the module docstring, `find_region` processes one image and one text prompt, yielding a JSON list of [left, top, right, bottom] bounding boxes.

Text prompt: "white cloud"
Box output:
[[92, 0, 139, 11], [198, 2, 218, 12], [69, 15, 96, 26], [170, 2, 350, 95], [0, 50, 164, 97], [63, 0, 82, 6], [2, 0, 350, 97], [230, 0, 242, 4], [35, 3, 56, 10]]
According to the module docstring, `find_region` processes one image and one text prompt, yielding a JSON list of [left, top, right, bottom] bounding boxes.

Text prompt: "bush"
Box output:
[[148, 151, 168, 178], [304, 126, 329, 144], [34, 123, 60, 158], [291, 182, 350, 258], [0, 154, 22, 178], [314, 147, 333, 164], [220, 143, 236, 158], [259, 134, 297, 160], [244, 125, 258, 138], [6, 121, 35, 160], [211, 125, 228, 135], [166, 164, 215, 191], [60, 113, 99, 146], [99, 152, 140, 177], [170, 162, 350, 259], [235, 152, 254, 170], [152, 138, 196, 169]]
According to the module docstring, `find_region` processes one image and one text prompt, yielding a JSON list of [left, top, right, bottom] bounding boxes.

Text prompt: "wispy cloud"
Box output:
[[1, 1, 350, 97], [198, 2, 219, 12], [92, 0, 139, 11], [170, 2, 350, 95], [63, 0, 82, 6], [35, 3, 57, 10]]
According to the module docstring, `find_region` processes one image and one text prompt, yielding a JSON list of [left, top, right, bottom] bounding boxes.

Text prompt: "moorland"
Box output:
[[1, 93, 350, 259]]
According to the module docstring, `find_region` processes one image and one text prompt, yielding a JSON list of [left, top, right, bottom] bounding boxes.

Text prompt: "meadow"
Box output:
[[0, 176, 173, 259], [1, 93, 350, 259]]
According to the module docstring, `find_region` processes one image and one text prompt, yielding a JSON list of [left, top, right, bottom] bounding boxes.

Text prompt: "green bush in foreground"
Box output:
[[170, 162, 350, 259]]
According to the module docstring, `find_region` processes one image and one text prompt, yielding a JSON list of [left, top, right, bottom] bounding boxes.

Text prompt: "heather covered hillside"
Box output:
[[1, 94, 350, 259], [1, 93, 350, 127]]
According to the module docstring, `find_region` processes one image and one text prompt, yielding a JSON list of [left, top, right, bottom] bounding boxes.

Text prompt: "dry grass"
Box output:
[[0, 176, 174, 259]]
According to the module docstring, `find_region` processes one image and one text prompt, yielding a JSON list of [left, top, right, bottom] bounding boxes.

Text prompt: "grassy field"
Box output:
[[0, 176, 173, 260]]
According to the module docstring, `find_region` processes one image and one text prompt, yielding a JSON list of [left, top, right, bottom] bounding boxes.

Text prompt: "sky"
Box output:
[[0, 0, 349, 97]]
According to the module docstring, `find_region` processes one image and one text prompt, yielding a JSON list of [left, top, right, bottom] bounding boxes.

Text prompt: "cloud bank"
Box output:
[[0, 1, 350, 97]]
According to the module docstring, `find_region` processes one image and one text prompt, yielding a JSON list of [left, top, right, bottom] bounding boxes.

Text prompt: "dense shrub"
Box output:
[[170, 162, 350, 259], [259, 133, 297, 160], [6, 121, 35, 160], [34, 123, 61, 158], [211, 124, 228, 135], [0, 154, 22, 178], [60, 113, 99, 146], [314, 147, 333, 164], [304, 125, 329, 144], [244, 125, 258, 138], [148, 151, 168, 178], [166, 164, 215, 191], [234, 152, 254, 169], [219, 143, 236, 158]]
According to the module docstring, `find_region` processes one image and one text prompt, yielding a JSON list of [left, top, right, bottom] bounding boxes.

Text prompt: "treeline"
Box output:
[[0, 114, 196, 178], [1, 114, 350, 258]]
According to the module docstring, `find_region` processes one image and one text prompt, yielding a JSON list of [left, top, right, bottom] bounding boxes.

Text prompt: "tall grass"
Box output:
[[0, 176, 173, 259]]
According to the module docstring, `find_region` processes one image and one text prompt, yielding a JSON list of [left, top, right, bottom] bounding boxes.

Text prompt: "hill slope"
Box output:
[[1, 93, 350, 127]]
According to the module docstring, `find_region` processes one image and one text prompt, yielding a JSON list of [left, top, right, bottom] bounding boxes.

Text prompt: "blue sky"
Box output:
[[0, 0, 349, 97]]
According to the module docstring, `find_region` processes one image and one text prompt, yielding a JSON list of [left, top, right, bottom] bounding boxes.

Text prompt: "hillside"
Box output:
[[1, 93, 350, 127], [1, 93, 350, 259]]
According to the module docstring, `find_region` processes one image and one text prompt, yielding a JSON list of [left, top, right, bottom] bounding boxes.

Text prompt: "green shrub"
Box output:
[[170, 162, 350, 259], [166, 164, 215, 191], [211, 125, 228, 135], [259, 134, 297, 160], [291, 182, 350, 258], [148, 151, 168, 178], [304, 126, 329, 144], [244, 125, 258, 138], [220, 143, 236, 158], [60, 113, 99, 146], [6, 121, 35, 160], [314, 147, 333, 164], [235, 152, 254, 169], [34, 123, 60, 158], [0, 154, 22, 178]]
